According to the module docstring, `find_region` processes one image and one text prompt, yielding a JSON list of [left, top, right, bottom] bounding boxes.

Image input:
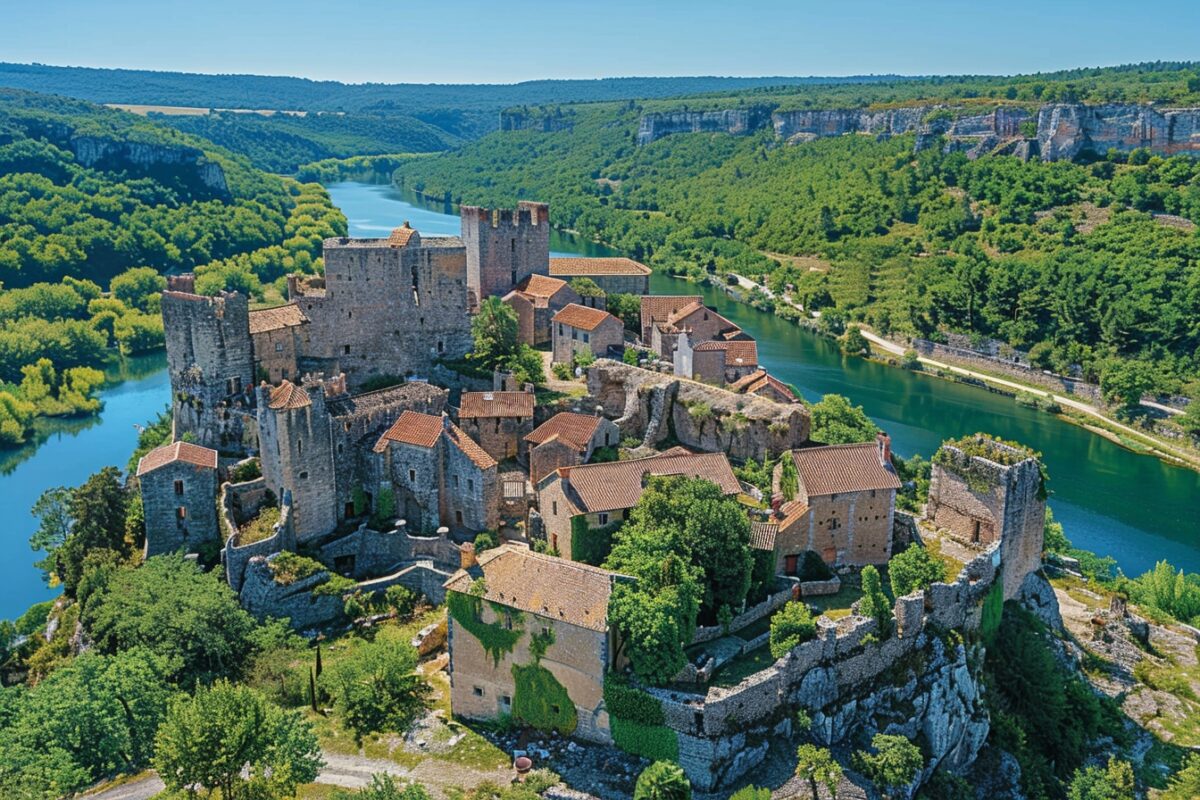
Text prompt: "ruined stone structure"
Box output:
[[648, 299, 746, 362], [728, 369, 800, 404], [137, 441, 220, 558], [460, 202, 550, 303], [162, 279, 254, 452], [926, 435, 1046, 599], [548, 257, 651, 296], [674, 335, 759, 386], [255, 376, 448, 542], [457, 391, 536, 463], [551, 304, 624, 364]]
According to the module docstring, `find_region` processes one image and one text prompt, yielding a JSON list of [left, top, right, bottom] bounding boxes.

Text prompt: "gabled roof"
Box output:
[[640, 295, 701, 325], [525, 412, 604, 452], [728, 370, 799, 403], [791, 442, 901, 497], [387, 223, 419, 247], [558, 450, 740, 513], [459, 391, 535, 419], [516, 274, 570, 299], [548, 257, 651, 277], [136, 441, 218, 477], [443, 545, 625, 632], [267, 380, 311, 410], [248, 303, 307, 335], [444, 420, 497, 470], [693, 339, 759, 367], [552, 303, 618, 332], [749, 521, 778, 551], [374, 410, 443, 452], [663, 302, 739, 336]]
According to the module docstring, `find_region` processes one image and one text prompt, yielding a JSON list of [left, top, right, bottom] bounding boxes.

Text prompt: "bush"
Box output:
[[321, 638, 431, 737], [634, 762, 691, 800], [385, 585, 419, 620], [901, 349, 921, 370], [858, 565, 892, 637], [888, 544, 946, 597], [854, 734, 923, 797], [230, 458, 261, 482], [769, 601, 817, 658]]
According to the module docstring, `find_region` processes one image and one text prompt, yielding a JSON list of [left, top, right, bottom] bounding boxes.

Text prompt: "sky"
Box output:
[[2, 0, 1198, 84]]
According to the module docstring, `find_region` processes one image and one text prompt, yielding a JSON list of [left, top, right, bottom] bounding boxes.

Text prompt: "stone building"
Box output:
[[674, 335, 759, 386], [248, 304, 308, 384], [162, 278, 254, 452], [537, 448, 740, 560], [729, 369, 800, 404], [136, 440, 220, 558], [649, 300, 747, 361], [256, 375, 448, 542], [926, 434, 1046, 599], [551, 304, 624, 364], [373, 410, 499, 538], [443, 544, 627, 743], [524, 411, 621, 484], [460, 203, 550, 304], [290, 224, 473, 389], [457, 390, 536, 462], [765, 435, 901, 569], [639, 295, 701, 344], [548, 257, 651, 296], [502, 274, 580, 346]]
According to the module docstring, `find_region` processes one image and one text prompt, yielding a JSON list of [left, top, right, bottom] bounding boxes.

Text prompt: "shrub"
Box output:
[[888, 544, 946, 597], [321, 638, 431, 737], [770, 601, 817, 658], [634, 762, 691, 800], [858, 565, 892, 637], [268, 551, 325, 585], [230, 458, 262, 482], [854, 734, 923, 797], [901, 349, 921, 370], [385, 585, 419, 620]]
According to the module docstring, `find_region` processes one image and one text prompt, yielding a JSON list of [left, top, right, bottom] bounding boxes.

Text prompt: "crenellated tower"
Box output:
[[460, 201, 550, 303]]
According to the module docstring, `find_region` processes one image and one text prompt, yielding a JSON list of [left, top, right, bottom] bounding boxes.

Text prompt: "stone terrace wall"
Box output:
[[912, 338, 1103, 404], [222, 481, 296, 592]]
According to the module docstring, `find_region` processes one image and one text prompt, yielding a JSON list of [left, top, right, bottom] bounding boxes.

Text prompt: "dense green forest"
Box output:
[[394, 83, 1200, 400], [0, 89, 346, 445], [153, 111, 459, 173]]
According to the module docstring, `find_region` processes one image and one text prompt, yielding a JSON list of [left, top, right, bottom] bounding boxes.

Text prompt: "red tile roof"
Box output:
[[549, 257, 651, 277], [374, 410, 444, 452], [444, 421, 497, 470], [560, 450, 740, 513], [639, 295, 702, 340], [552, 303, 618, 332], [791, 442, 900, 497], [515, 274, 570, 300], [729, 370, 799, 403], [248, 304, 307, 335], [387, 223, 418, 247], [663, 302, 740, 335], [267, 380, 311, 410], [749, 521, 779, 551], [693, 339, 759, 367], [443, 545, 624, 632], [136, 441, 218, 477], [525, 412, 604, 452], [459, 391, 535, 419]]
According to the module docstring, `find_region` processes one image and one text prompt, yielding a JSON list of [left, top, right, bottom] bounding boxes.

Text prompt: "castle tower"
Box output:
[[255, 377, 337, 541], [136, 441, 220, 558], [926, 435, 1046, 599], [162, 281, 254, 451], [460, 201, 550, 303]]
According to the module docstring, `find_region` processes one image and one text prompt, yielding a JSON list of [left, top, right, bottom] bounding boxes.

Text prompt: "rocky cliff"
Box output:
[[635, 106, 775, 146], [70, 136, 230, 198], [499, 109, 575, 133]]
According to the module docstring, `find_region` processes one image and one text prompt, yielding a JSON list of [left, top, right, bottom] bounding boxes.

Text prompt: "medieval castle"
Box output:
[[139, 199, 1050, 792]]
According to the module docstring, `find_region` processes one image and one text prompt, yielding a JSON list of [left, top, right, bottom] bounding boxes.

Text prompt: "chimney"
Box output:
[[877, 431, 892, 466], [460, 542, 477, 570], [770, 493, 783, 516], [595, 404, 603, 417]]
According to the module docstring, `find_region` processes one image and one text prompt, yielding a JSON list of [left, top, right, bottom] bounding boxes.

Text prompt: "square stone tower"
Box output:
[[460, 202, 550, 303], [136, 441, 220, 558], [926, 434, 1046, 599]]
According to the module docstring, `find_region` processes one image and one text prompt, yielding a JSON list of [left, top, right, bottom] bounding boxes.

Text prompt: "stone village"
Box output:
[[137, 200, 1053, 792]]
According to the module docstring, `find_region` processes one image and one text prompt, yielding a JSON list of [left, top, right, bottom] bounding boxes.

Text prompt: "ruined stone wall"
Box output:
[[461, 203, 550, 301], [141, 460, 219, 558], [459, 414, 533, 463], [912, 338, 1104, 404], [221, 482, 296, 592]]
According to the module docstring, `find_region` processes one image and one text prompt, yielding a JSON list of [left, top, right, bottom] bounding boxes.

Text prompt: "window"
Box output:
[[437, 340, 444, 353], [598, 513, 609, 525], [299, 471, 308, 480], [337, 443, 343, 454], [551, 704, 561, 716], [297, 438, 303, 456], [453, 474, 460, 488], [552, 501, 558, 515], [343, 345, 351, 355], [504, 481, 524, 499], [473, 686, 484, 697], [176, 506, 187, 520], [501, 694, 512, 708], [455, 510, 463, 525], [582, 332, 589, 344], [275, 342, 284, 352], [174, 480, 184, 495], [503, 613, 514, 630], [558, 323, 563, 336], [409, 469, 416, 483], [468, 478, 474, 492]]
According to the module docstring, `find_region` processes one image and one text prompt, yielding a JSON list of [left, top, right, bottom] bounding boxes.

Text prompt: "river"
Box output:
[[1, 181, 1195, 619]]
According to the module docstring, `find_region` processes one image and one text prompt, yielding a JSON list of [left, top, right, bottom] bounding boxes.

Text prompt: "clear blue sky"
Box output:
[[4, 0, 1198, 84]]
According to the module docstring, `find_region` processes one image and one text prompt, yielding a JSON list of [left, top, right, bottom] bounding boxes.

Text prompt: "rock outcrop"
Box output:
[[636, 106, 775, 146], [499, 109, 575, 133], [70, 137, 230, 197], [1036, 103, 1200, 161]]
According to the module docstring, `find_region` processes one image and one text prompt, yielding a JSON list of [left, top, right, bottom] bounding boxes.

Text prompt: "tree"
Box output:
[[154, 680, 322, 800], [633, 761, 691, 800], [857, 565, 892, 637], [28, 486, 72, 584], [82, 555, 259, 687], [841, 325, 868, 355], [900, 349, 921, 370], [809, 394, 879, 445], [55, 467, 130, 596], [887, 544, 946, 597], [1164, 754, 1200, 800], [854, 734, 923, 798], [1099, 360, 1154, 410], [506, 343, 545, 386], [606, 292, 642, 333], [1067, 757, 1135, 800], [795, 744, 843, 799], [109, 267, 166, 312], [770, 601, 817, 658], [320, 638, 431, 737], [471, 296, 519, 369]]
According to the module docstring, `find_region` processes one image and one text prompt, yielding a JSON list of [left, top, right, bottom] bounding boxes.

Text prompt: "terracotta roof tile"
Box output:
[[444, 421, 497, 470], [525, 412, 603, 451], [514, 274, 570, 300], [248, 304, 307, 335], [374, 410, 443, 452], [136, 441, 218, 477], [663, 302, 739, 335], [791, 442, 901, 497], [443, 545, 624, 632], [749, 521, 778, 551], [729, 370, 799, 403], [549, 257, 651, 277], [387, 223, 419, 247], [552, 303, 617, 332], [693, 339, 758, 367], [267, 380, 311, 410], [561, 450, 740, 513], [459, 391, 535, 419]]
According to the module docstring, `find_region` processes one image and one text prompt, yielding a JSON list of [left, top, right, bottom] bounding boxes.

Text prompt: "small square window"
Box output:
[[275, 342, 284, 352], [473, 686, 484, 697], [501, 695, 512, 707], [299, 471, 308, 480], [176, 506, 187, 520], [598, 512, 609, 525], [343, 345, 351, 355], [174, 479, 184, 495]]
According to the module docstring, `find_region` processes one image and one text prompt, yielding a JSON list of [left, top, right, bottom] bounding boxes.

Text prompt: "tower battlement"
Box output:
[[460, 202, 550, 301]]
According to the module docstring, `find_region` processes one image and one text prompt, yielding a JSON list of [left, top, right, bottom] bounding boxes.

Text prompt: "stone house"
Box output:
[[551, 304, 624, 364], [729, 369, 800, 404], [537, 448, 741, 561], [767, 434, 901, 569], [548, 256, 651, 296], [674, 334, 759, 386], [502, 274, 580, 346], [248, 304, 308, 384], [639, 295, 701, 344], [443, 544, 627, 742], [648, 300, 747, 361], [372, 410, 500, 538], [137, 441, 220, 558], [524, 411, 621, 484], [457, 391, 536, 463]]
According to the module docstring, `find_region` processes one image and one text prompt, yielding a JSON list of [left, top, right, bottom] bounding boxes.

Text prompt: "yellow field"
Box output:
[[106, 103, 310, 117]]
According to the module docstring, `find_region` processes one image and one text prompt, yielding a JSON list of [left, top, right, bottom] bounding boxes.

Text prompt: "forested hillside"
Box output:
[[0, 89, 346, 445], [394, 75, 1200, 401]]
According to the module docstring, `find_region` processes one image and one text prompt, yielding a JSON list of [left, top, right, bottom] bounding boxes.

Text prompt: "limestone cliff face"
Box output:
[[1037, 103, 1200, 160], [499, 110, 574, 133], [70, 136, 230, 198], [635, 107, 775, 146]]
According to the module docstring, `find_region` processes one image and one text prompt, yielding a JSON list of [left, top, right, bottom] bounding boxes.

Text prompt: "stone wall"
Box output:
[[690, 582, 797, 646], [912, 338, 1104, 404], [141, 458, 219, 558], [586, 360, 809, 461], [459, 414, 533, 463], [461, 203, 550, 302], [221, 481, 296, 593]]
